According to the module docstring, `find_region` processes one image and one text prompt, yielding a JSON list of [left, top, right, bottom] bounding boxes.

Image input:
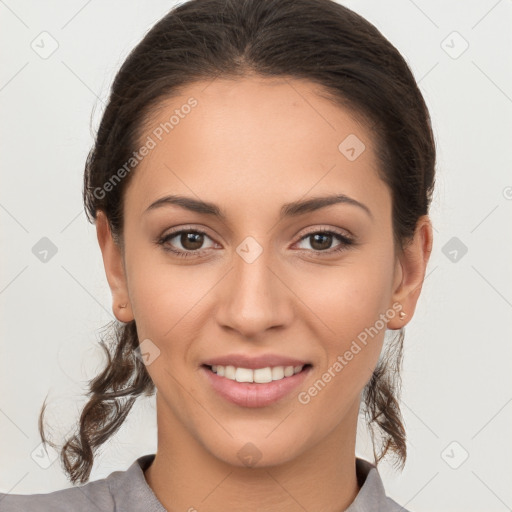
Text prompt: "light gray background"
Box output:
[[1, 1, 511, 511]]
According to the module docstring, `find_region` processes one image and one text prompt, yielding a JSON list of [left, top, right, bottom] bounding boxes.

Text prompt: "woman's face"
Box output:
[[98, 76, 429, 468]]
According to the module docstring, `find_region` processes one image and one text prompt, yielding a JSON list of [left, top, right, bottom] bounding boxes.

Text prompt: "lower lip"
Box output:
[[201, 365, 312, 408]]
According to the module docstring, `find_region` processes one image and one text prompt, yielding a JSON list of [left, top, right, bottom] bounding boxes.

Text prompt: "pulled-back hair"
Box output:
[[39, 0, 435, 484]]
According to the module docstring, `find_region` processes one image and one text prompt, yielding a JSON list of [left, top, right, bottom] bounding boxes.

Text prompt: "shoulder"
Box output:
[[0, 454, 160, 512], [0, 478, 113, 512]]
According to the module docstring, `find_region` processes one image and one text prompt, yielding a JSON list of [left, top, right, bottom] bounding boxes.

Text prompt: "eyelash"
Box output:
[[157, 227, 356, 259]]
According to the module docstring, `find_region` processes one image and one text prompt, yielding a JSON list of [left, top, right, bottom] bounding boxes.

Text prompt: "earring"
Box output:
[[399, 310, 407, 319]]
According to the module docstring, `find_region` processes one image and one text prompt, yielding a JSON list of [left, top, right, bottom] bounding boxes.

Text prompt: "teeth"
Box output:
[[272, 366, 284, 380], [236, 367, 256, 382], [225, 365, 236, 380], [210, 364, 305, 383]]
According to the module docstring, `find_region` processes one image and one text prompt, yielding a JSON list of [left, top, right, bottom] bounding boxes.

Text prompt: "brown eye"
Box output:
[[309, 232, 334, 251], [178, 231, 205, 251], [295, 229, 355, 255], [158, 229, 216, 258]]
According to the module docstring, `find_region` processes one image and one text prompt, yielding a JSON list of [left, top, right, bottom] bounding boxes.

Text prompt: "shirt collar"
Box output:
[[346, 457, 391, 511], [107, 454, 166, 512]]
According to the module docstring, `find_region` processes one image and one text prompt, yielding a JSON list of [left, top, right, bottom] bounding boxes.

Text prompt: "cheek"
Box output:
[[293, 251, 395, 344], [293, 268, 390, 428], [125, 261, 210, 405], [129, 264, 212, 339], [292, 248, 395, 397], [124, 238, 220, 368], [123, 230, 188, 321]]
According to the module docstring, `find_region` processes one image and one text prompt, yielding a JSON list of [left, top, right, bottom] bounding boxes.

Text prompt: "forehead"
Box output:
[[124, 76, 389, 221]]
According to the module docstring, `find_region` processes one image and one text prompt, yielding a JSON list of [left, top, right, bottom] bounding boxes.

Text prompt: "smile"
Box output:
[[201, 364, 312, 408], [209, 364, 307, 383]]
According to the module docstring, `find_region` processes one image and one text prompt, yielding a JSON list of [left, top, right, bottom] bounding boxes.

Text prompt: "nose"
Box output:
[[215, 243, 293, 338]]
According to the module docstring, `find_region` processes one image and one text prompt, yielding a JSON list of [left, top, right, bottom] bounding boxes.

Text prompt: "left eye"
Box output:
[[295, 230, 353, 252]]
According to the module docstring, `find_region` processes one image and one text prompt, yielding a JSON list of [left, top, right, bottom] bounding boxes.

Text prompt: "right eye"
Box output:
[[158, 228, 217, 258]]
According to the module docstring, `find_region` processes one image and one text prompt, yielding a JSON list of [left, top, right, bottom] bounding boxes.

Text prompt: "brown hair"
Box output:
[[39, 0, 435, 484]]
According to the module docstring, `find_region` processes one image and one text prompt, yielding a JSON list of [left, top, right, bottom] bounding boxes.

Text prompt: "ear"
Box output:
[[96, 210, 134, 323], [387, 215, 433, 330]]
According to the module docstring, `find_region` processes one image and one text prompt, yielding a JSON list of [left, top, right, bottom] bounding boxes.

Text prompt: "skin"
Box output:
[[96, 75, 433, 512]]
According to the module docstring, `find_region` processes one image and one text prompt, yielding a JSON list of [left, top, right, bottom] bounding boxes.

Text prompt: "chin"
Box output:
[[204, 432, 310, 470]]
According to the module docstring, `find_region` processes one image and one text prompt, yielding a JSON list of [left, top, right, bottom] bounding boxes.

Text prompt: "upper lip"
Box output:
[[202, 354, 311, 369]]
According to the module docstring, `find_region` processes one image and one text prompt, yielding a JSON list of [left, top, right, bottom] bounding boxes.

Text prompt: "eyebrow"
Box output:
[[144, 193, 373, 221]]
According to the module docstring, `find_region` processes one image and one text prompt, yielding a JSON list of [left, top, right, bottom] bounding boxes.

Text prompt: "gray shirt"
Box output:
[[0, 454, 411, 511]]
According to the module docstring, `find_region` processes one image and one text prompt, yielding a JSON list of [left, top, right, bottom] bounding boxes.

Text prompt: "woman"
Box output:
[[0, 0, 434, 510]]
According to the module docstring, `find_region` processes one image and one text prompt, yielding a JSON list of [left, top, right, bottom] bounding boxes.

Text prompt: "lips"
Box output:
[[201, 363, 312, 407], [200, 353, 313, 407]]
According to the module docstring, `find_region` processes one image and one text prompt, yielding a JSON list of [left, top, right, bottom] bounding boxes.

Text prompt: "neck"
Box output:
[[144, 395, 361, 512]]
